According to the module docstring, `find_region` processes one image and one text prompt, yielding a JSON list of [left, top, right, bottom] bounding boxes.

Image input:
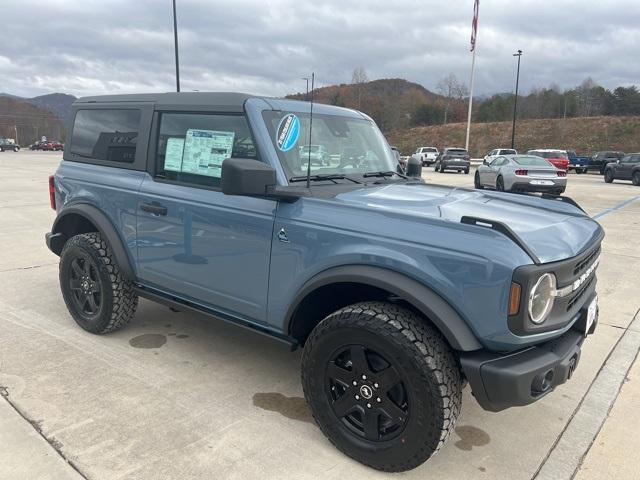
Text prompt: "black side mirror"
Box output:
[[406, 156, 422, 177], [222, 158, 276, 196]]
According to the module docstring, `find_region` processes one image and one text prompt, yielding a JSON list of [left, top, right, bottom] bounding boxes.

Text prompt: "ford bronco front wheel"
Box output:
[[301, 301, 462, 472], [59, 232, 138, 334]]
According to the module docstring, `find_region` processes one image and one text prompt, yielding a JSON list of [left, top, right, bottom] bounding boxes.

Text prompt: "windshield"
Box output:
[[446, 149, 467, 155], [423, 148, 437, 152], [533, 151, 567, 159], [514, 156, 553, 166], [500, 149, 517, 155], [263, 111, 397, 180]]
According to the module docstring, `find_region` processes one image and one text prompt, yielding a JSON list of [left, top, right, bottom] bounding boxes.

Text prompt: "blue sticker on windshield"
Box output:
[[276, 114, 300, 152]]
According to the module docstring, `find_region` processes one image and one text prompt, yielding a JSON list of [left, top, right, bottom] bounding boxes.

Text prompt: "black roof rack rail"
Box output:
[[540, 193, 586, 213], [460, 216, 541, 265]]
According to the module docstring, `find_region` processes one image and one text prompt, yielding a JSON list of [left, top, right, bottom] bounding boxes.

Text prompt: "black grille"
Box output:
[[567, 276, 595, 311], [573, 247, 600, 277]]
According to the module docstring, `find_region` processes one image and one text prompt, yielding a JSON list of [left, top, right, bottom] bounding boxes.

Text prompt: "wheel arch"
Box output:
[[285, 265, 482, 352], [50, 204, 136, 281]]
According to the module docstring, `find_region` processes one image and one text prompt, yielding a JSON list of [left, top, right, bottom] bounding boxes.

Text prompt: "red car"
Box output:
[[31, 140, 64, 151], [527, 149, 569, 170]]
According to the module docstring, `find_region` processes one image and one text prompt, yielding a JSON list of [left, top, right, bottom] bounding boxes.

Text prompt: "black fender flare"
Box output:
[[285, 265, 482, 352], [49, 204, 136, 281]]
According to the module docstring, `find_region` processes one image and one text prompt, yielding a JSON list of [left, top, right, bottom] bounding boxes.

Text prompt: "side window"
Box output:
[[632, 154, 640, 164], [71, 109, 140, 162], [620, 155, 631, 164], [155, 113, 258, 188]]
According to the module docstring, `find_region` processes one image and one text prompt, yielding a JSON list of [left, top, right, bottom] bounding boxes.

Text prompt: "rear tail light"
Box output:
[[557, 171, 567, 177], [515, 169, 528, 176], [48, 175, 56, 210]]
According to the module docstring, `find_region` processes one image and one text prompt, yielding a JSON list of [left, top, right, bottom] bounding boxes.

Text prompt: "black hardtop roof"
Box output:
[[75, 92, 257, 107]]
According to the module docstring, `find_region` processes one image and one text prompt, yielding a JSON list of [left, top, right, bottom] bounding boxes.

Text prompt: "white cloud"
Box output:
[[0, 0, 638, 98]]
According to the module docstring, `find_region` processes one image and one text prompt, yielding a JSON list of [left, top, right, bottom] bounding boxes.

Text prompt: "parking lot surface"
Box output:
[[1, 151, 639, 479]]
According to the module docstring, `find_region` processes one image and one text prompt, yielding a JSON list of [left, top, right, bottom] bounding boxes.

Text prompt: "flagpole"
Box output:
[[465, 0, 479, 153], [464, 47, 476, 152]]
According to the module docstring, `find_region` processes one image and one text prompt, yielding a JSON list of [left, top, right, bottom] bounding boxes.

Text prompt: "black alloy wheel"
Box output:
[[67, 254, 103, 318], [325, 344, 409, 442]]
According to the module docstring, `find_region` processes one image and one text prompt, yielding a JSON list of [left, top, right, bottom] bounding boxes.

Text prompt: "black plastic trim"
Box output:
[[540, 193, 586, 213], [135, 285, 298, 349], [49, 204, 136, 281], [284, 265, 482, 352], [460, 321, 592, 412], [461, 215, 542, 265]]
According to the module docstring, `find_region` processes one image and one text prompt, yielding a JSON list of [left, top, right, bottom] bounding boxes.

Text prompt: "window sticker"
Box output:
[[164, 137, 185, 172], [181, 129, 235, 178], [276, 114, 300, 152]]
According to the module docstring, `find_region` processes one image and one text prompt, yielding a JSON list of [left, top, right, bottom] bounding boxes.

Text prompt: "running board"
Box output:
[[460, 216, 541, 265]]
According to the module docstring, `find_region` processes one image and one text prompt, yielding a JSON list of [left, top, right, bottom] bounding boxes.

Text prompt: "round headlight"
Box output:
[[528, 273, 556, 324]]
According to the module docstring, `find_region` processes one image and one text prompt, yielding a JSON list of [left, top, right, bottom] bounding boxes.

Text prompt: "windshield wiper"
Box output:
[[362, 170, 408, 179], [289, 174, 362, 184]]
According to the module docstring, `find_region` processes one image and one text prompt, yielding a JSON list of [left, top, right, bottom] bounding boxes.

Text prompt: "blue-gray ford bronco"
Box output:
[[46, 93, 603, 472]]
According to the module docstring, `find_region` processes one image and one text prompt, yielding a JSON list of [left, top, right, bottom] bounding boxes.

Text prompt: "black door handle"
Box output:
[[140, 202, 167, 216]]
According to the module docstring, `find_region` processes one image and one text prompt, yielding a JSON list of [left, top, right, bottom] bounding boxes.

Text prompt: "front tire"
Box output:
[[59, 232, 138, 334], [474, 171, 484, 189], [496, 175, 505, 192], [604, 169, 614, 183], [633, 172, 640, 186], [301, 302, 462, 472]]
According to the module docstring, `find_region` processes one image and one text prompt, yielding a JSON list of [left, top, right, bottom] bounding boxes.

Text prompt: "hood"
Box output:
[[332, 183, 602, 264]]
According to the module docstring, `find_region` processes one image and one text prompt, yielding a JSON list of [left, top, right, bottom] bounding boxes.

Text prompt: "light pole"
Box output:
[[302, 77, 309, 100], [511, 49, 522, 149], [172, 0, 180, 92]]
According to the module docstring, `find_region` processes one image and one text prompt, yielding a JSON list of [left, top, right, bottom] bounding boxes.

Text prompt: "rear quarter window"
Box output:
[[71, 109, 141, 163]]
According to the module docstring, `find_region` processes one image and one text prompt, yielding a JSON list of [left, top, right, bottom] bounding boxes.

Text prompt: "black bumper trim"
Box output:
[[460, 321, 595, 412], [45, 232, 66, 256]]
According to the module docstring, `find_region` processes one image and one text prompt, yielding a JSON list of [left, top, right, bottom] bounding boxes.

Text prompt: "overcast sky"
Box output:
[[1, 0, 638, 99]]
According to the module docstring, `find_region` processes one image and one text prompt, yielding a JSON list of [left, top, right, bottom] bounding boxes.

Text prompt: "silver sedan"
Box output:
[[474, 154, 567, 194]]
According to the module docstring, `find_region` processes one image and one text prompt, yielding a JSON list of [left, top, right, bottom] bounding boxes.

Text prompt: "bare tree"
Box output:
[[352, 67, 369, 108], [436, 73, 469, 124]]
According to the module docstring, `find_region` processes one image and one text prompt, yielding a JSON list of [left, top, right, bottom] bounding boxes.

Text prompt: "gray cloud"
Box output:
[[1, 0, 638, 99]]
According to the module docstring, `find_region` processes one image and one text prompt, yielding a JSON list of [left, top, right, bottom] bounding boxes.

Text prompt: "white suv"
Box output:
[[412, 147, 439, 166], [483, 148, 517, 164]]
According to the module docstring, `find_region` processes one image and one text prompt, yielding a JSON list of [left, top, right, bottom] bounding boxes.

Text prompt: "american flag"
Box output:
[[471, 0, 480, 52]]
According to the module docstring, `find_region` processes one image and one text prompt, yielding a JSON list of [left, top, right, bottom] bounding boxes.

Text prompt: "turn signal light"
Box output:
[[557, 171, 567, 177], [48, 175, 56, 210], [515, 169, 528, 176], [509, 282, 522, 316]]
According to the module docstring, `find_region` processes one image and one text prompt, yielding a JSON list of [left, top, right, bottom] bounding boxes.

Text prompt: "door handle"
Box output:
[[140, 202, 167, 216]]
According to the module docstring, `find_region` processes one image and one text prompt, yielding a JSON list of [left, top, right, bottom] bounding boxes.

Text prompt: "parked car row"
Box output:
[[30, 140, 64, 151]]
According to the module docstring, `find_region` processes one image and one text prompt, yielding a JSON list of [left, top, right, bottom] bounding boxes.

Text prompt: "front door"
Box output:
[[136, 112, 276, 324]]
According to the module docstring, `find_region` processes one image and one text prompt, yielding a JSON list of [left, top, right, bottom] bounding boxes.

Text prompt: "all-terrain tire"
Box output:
[[59, 232, 138, 334], [301, 301, 462, 472]]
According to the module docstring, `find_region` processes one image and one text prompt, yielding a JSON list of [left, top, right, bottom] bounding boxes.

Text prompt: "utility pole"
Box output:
[[511, 49, 523, 149], [172, 0, 181, 92], [302, 77, 309, 100]]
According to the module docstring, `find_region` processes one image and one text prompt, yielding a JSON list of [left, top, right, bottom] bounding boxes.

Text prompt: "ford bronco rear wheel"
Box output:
[[301, 301, 462, 472], [59, 232, 138, 334]]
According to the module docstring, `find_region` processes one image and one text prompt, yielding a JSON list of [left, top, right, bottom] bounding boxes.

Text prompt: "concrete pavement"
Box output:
[[1, 151, 639, 479]]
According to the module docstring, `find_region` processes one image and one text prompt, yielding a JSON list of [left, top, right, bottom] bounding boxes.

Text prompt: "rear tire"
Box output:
[[301, 302, 462, 472], [464, 168, 470, 174], [604, 169, 614, 183], [59, 232, 138, 334], [633, 172, 640, 186]]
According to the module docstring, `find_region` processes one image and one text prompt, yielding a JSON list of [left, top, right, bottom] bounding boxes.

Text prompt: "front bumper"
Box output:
[[460, 300, 597, 412]]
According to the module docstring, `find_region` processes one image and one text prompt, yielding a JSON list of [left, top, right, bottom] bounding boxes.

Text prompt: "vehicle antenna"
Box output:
[[306, 72, 315, 189]]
